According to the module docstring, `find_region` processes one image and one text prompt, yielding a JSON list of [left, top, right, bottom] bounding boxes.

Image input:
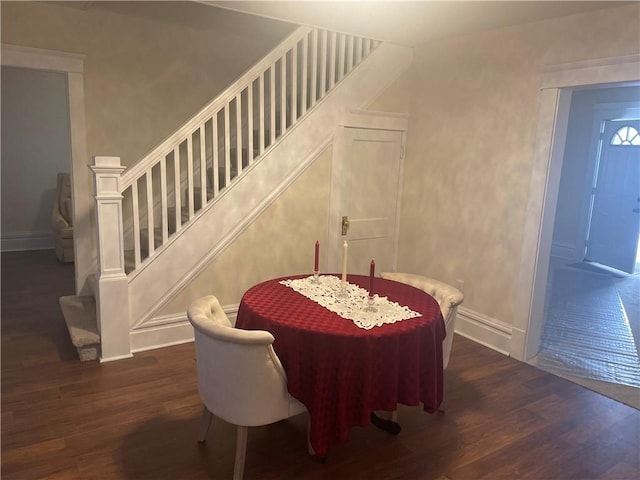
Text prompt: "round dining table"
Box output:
[[235, 273, 446, 458]]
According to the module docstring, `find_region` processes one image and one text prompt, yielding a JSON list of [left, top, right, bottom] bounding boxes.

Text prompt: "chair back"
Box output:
[[56, 172, 72, 226], [381, 273, 463, 369], [187, 295, 304, 427]]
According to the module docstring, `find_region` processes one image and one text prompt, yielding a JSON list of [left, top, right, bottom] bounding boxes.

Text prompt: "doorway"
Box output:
[[1, 66, 72, 252], [2, 44, 90, 296], [533, 86, 640, 405]]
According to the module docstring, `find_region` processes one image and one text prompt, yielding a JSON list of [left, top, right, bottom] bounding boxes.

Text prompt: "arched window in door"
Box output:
[[610, 125, 640, 145]]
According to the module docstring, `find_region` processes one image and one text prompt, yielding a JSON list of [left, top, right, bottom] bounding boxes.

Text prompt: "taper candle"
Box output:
[[314, 241, 319, 272], [341, 241, 348, 285], [369, 259, 375, 295]]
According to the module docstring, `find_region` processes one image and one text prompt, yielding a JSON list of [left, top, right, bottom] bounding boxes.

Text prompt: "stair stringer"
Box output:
[[126, 41, 413, 351]]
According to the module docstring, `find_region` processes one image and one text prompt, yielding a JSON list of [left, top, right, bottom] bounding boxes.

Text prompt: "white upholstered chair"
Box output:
[[52, 172, 74, 263], [380, 272, 463, 369], [187, 295, 307, 480]]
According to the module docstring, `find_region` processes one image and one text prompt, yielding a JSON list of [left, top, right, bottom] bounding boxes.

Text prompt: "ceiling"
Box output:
[[201, 1, 631, 46]]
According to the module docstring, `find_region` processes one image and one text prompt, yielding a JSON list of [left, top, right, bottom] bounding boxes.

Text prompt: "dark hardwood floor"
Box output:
[[2, 250, 639, 479]]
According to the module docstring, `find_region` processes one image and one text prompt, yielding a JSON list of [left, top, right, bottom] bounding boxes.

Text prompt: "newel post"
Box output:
[[90, 156, 132, 362]]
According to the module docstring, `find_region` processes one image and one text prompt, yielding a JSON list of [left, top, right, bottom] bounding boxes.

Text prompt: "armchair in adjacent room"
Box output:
[[53, 172, 73, 263]]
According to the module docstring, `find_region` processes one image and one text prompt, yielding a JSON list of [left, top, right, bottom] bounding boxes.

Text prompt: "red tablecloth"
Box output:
[[236, 274, 445, 457]]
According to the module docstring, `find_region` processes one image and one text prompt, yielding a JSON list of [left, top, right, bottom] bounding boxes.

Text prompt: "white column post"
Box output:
[[90, 156, 132, 362]]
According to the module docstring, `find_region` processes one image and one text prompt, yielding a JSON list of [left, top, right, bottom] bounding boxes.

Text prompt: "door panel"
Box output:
[[338, 128, 403, 275], [586, 119, 640, 273]]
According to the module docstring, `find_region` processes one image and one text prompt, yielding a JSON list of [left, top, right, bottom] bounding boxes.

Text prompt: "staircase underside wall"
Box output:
[[127, 42, 413, 351]]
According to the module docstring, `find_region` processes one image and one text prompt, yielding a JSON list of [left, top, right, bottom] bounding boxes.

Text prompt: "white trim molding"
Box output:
[[341, 109, 409, 131], [455, 307, 513, 357], [1, 231, 53, 252], [541, 54, 640, 89], [130, 304, 239, 354], [1, 43, 85, 73], [550, 241, 582, 262]]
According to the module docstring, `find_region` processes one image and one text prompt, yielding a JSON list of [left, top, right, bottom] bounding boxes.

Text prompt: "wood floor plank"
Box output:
[[2, 250, 638, 479]]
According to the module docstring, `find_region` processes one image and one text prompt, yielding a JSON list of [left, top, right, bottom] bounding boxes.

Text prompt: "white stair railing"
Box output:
[[118, 26, 380, 274]]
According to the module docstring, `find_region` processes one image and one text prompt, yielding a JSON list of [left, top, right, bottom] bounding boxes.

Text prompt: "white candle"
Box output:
[[341, 240, 348, 285]]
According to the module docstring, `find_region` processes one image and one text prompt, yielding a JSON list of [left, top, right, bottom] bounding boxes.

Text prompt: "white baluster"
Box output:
[[145, 170, 154, 256], [131, 182, 141, 268], [310, 30, 318, 107], [319, 30, 327, 98], [280, 54, 287, 135], [337, 34, 346, 83], [291, 43, 298, 122], [258, 74, 265, 154], [224, 104, 231, 186], [270, 65, 276, 145], [300, 35, 308, 116], [236, 92, 243, 175], [247, 84, 254, 165], [363, 38, 371, 57], [199, 125, 207, 206], [355, 37, 362, 64], [187, 136, 194, 219], [160, 156, 168, 243], [212, 113, 220, 196], [347, 36, 354, 74], [173, 146, 181, 231], [328, 31, 336, 89]]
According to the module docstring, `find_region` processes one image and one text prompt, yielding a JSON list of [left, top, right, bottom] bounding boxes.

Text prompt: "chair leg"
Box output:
[[197, 407, 213, 443], [234, 425, 248, 480]]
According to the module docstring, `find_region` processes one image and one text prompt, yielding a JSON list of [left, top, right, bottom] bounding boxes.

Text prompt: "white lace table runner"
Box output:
[[280, 275, 421, 330]]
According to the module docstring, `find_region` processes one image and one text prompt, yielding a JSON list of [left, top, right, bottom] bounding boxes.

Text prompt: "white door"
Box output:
[[585, 119, 640, 273], [331, 127, 404, 276]]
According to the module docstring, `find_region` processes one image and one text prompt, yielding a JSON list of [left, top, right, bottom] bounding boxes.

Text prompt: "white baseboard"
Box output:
[[550, 241, 582, 262], [128, 302, 515, 361], [130, 320, 195, 354], [1, 231, 53, 252], [455, 306, 513, 357], [129, 304, 239, 354]]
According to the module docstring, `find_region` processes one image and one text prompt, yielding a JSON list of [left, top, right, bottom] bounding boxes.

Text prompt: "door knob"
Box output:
[[341, 216, 350, 235]]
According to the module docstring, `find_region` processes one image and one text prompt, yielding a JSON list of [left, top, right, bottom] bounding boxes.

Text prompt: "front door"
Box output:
[[333, 127, 404, 275], [585, 119, 640, 273]]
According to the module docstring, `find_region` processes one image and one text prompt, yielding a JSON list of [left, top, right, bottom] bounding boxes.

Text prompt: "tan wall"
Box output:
[[366, 68, 412, 114], [1, 1, 293, 167], [159, 146, 333, 314], [399, 4, 640, 325]]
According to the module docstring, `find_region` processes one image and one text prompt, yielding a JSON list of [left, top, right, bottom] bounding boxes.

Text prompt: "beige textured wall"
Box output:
[[366, 69, 412, 114], [159, 146, 332, 314], [400, 4, 640, 325], [1, 1, 293, 167]]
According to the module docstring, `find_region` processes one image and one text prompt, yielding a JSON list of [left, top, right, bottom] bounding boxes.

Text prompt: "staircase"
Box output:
[[62, 26, 412, 361]]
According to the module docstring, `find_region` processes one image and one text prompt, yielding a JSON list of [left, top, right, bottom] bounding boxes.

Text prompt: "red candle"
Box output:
[[369, 259, 375, 294], [314, 241, 319, 272]]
